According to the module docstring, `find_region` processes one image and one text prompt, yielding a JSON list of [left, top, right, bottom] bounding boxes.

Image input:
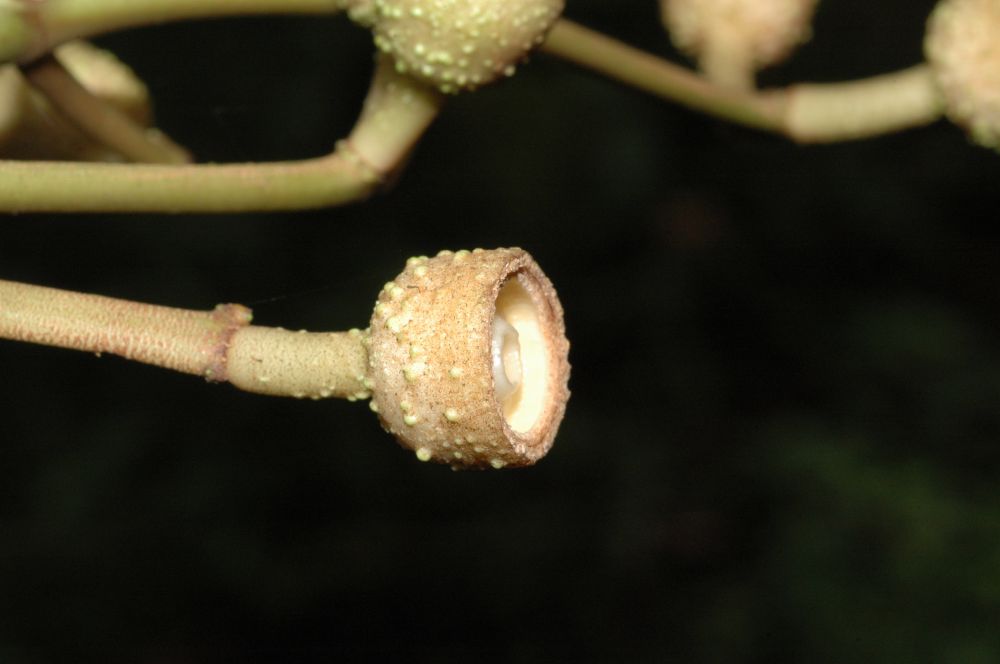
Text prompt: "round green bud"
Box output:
[[348, 0, 564, 93], [662, 0, 818, 75], [925, 0, 1000, 150]]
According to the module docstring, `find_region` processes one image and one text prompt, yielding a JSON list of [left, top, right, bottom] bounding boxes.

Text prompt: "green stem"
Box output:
[[0, 148, 375, 212], [226, 326, 370, 400], [698, 23, 756, 92], [541, 19, 786, 133], [0, 277, 253, 378], [0, 54, 443, 213], [541, 19, 944, 142], [21, 53, 190, 164], [0, 277, 370, 399], [345, 54, 445, 173], [782, 65, 943, 143]]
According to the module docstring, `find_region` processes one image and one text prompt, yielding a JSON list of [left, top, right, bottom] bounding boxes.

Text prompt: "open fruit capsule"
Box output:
[[367, 247, 570, 469]]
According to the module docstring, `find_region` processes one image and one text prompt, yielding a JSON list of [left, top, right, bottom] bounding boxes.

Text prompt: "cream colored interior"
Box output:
[[493, 276, 549, 433], [492, 314, 521, 402]]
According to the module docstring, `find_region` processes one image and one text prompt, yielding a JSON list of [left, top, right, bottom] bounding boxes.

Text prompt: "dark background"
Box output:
[[3, 0, 1000, 661]]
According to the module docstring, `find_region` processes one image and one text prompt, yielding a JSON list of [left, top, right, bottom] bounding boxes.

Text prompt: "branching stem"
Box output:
[[0, 9, 948, 212], [541, 19, 786, 133], [0, 278, 370, 400], [0, 54, 443, 212], [21, 53, 190, 164], [541, 19, 944, 142]]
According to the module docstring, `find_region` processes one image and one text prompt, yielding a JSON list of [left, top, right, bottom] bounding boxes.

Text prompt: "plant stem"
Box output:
[[0, 278, 370, 400], [0, 54, 443, 212], [698, 24, 755, 92], [781, 65, 943, 143], [541, 19, 944, 142], [541, 19, 786, 133], [21, 0, 348, 61], [0, 149, 376, 212], [21, 53, 190, 164], [347, 55, 445, 173], [226, 326, 370, 400], [0, 278, 252, 378]]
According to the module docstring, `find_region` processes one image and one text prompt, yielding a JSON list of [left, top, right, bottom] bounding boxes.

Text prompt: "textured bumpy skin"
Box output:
[[663, 0, 818, 68], [347, 0, 565, 93], [367, 248, 570, 469], [925, 0, 1000, 150]]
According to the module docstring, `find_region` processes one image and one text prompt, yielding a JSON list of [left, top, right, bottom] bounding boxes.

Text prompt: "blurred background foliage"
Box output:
[[2, 0, 1000, 661]]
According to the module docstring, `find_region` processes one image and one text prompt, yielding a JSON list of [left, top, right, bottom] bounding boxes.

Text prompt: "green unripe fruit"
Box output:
[[661, 0, 818, 88], [347, 0, 564, 93], [925, 0, 1000, 150]]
